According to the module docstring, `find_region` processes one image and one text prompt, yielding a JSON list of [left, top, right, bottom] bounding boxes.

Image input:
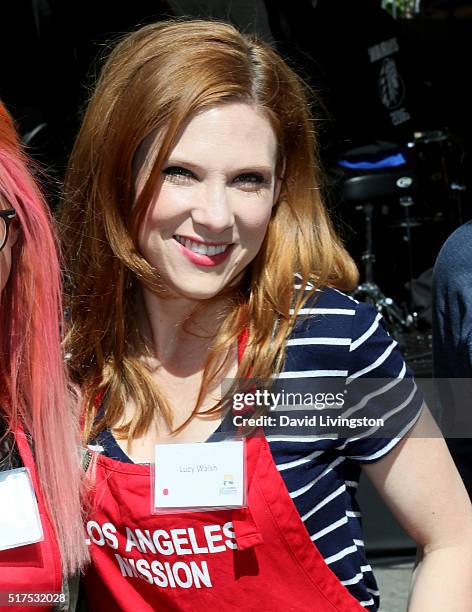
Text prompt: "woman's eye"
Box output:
[[162, 166, 195, 184], [233, 173, 269, 191]]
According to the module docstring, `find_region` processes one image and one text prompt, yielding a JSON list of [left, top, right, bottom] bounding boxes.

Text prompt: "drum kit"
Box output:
[[338, 129, 466, 341]]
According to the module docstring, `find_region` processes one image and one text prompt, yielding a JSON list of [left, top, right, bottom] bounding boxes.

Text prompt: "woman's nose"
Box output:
[[191, 182, 234, 234]]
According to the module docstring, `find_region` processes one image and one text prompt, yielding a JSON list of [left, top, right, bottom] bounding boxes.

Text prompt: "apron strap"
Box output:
[[231, 506, 264, 550], [231, 432, 265, 550]]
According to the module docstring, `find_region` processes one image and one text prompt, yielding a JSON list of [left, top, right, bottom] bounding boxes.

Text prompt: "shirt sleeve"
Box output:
[[432, 221, 472, 378], [336, 300, 424, 463]]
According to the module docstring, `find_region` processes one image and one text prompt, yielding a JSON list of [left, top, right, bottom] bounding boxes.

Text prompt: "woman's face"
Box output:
[[137, 103, 279, 300]]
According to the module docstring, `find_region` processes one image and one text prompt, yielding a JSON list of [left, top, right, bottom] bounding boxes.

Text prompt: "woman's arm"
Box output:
[[362, 406, 472, 612]]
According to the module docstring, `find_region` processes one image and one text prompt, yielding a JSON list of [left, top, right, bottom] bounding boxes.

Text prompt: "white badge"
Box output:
[[152, 440, 246, 513], [0, 468, 43, 550]]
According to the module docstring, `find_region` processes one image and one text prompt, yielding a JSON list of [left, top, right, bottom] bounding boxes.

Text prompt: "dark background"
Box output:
[[1, 0, 471, 326]]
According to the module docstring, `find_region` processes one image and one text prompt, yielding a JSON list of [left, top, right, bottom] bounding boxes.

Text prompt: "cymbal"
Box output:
[[411, 130, 450, 144], [389, 218, 425, 228]]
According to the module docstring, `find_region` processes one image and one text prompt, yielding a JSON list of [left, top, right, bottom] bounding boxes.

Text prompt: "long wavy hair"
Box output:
[[0, 102, 88, 574], [60, 20, 358, 443]]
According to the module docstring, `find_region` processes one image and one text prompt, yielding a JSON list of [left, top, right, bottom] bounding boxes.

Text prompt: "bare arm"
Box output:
[[362, 406, 472, 611]]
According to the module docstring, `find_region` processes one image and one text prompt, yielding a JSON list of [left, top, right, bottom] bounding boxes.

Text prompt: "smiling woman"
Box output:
[[60, 19, 356, 448], [60, 19, 472, 612], [136, 103, 278, 299]]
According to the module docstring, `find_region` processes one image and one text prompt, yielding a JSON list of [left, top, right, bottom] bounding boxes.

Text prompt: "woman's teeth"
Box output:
[[174, 236, 228, 256]]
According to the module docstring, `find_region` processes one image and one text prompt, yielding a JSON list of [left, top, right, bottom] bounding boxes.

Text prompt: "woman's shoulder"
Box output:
[[290, 285, 380, 342], [287, 286, 423, 464], [286, 285, 403, 380]]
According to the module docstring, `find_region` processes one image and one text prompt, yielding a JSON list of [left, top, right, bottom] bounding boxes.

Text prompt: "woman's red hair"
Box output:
[[61, 20, 358, 442]]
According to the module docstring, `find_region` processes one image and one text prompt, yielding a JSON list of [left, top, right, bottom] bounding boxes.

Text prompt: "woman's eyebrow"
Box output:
[[165, 158, 274, 175], [232, 165, 274, 176]]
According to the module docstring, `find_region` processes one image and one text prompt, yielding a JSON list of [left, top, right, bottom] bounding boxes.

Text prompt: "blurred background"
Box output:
[[2, 2, 471, 608], [2, 1, 471, 363]]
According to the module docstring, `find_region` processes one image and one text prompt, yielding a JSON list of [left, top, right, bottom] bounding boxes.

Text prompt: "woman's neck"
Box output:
[[137, 286, 228, 372]]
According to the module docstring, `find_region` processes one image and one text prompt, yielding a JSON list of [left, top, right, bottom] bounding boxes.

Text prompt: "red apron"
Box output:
[[82, 432, 366, 611], [0, 429, 62, 611]]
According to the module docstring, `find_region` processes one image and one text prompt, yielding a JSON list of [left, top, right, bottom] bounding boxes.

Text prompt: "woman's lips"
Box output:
[[173, 235, 233, 267]]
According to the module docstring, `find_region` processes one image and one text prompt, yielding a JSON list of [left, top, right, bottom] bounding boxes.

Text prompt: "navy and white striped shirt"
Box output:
[[95, 287, 423, 610]]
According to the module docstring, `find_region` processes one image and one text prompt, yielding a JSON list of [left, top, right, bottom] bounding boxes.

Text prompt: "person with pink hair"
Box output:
[[0, 101, 88, 610]]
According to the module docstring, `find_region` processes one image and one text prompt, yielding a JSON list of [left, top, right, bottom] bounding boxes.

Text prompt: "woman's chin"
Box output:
[[162, 280, 230, 302]]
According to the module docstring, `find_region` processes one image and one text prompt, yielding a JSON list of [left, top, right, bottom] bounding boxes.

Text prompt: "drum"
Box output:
[[407, 129, 465, 225]]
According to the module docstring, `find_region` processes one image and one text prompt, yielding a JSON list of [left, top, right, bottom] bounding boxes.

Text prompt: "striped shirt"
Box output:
[[95, 287, 423, 610]]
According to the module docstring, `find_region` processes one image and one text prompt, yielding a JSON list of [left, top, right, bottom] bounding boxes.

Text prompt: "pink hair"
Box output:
[[0, 102, 88, 574]]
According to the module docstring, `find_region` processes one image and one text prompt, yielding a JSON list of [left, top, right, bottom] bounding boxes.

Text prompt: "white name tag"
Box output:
[[153, 440, 245, 513], [0, 468, 43, 550]]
